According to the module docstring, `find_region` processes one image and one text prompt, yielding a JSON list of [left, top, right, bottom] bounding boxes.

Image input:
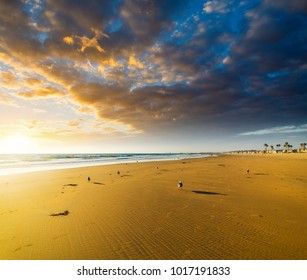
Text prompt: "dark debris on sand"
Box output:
[[50, 210, 70, 217]]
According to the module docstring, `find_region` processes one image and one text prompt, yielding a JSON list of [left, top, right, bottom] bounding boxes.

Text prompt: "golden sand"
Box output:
[[0, 154, 306, 260]]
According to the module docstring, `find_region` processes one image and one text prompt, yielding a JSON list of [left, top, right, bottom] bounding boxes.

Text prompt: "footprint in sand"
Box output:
[[194, 226, 201, 232], [0, 210, 18, 215], [14, 244, 33, 252]]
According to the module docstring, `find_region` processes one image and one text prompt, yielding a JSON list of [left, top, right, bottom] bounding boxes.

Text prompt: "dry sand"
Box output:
[[0, 154, 306, 260]]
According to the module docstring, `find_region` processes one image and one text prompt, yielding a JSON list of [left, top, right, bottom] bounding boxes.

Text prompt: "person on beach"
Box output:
[[178, 180, 183, 190], [87, 176, 91, 182]]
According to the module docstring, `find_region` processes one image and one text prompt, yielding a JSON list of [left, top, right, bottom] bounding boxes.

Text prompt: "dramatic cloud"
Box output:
[[0, 0, 306, 151]]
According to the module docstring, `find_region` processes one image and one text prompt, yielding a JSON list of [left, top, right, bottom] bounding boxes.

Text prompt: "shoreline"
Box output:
[[0, 154, 306, 260], [2, 150, 305, 177], [0, 153, 214, 177]]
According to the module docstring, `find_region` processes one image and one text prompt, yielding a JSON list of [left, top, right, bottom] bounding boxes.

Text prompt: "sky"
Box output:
[[0, 0, 306, 153]]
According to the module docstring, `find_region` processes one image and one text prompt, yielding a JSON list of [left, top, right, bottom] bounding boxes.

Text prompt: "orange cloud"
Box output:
[[0, 52, 10, 62], [25, 77, 44, 86], [128, 55, 144, 68], [18, 86, 66, 98], [1, 71, 16, 82], [68, 29, 110, 54], [77, 106, 93, 114], [101, 57, 118, 67], [77, 35, 105, 53], [67, 121, 80, 127], [63, 36, 74, 45], [0, 71, 20, 88]]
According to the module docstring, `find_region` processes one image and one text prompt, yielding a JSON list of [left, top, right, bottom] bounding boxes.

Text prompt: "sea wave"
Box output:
[[0, 153, 211, 176]]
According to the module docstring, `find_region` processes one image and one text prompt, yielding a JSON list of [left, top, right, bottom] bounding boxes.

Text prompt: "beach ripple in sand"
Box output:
[[0, 154, 307, 259]]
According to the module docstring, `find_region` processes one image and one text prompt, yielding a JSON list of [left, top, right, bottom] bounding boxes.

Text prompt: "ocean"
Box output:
[[0, 153, 212, 176]]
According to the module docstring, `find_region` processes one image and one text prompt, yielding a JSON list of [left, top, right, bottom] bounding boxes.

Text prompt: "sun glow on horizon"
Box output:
[[0, 134, 37, 154]]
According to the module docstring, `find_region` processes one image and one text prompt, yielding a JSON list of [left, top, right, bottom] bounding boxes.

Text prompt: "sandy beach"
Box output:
[[0, 154, 306, 260]]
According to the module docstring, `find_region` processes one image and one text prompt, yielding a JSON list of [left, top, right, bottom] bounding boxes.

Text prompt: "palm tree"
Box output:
[[276, 144, 281, 151], [300, 143, 306, 151], [264, 143, 268, 152], [270, 145, 274, 152], [284, 142, 289, 152]]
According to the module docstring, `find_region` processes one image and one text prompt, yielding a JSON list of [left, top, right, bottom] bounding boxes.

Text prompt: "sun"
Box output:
[[0, 134, 37, 154]]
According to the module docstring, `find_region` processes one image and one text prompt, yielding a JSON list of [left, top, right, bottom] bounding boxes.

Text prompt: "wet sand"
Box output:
[[0, 154, 306, 259]]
